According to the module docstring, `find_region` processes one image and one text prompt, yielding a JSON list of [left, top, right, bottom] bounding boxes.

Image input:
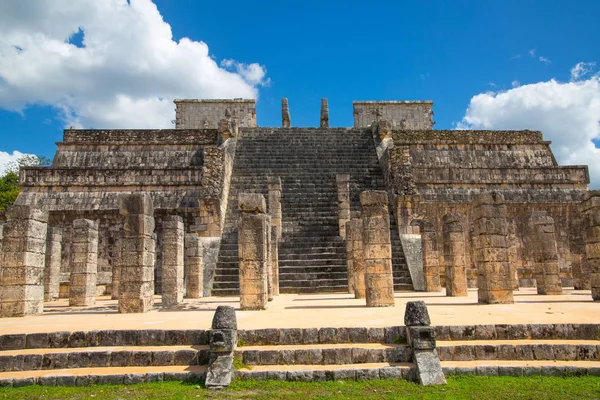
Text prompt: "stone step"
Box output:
[[436, 339, 600, 362], [234, 343, 410, 366], [440, 360, 600, 377], [235, 362, 411, 381], [0, 365, 208, 387], [0, 345, 209, 372]]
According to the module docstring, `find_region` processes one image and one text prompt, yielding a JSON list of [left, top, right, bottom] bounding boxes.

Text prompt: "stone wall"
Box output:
[[353, 101, 434, 129], [174, 99, 256, 129], [384, 129, 589, 288]]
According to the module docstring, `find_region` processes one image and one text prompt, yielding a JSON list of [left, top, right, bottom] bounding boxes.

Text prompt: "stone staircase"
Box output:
[[212, 128, 412, 295], [3, 324, 599, 387]]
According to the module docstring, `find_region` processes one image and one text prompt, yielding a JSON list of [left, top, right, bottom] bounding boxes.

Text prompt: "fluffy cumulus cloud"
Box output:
[[0, 151, 35, 176], [0, 0, 268, 129], [458, 64, 600, 188]]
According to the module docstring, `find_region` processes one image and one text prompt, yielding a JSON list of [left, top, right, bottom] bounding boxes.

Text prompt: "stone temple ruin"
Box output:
[[0, 97, 599, 387]]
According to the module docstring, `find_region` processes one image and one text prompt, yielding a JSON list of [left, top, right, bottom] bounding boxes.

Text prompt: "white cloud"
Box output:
[[539, 56, 551, 64], [511, 80, 520, 88], [0, 151, 35, 176], [571, 62, 597, 81], [0, 0, 269, 129], [457, 67, 600, 189], [528, 49, 536, 57]]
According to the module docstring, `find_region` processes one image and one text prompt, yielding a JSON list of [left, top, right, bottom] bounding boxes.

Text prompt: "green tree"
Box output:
[[0, 155, 51, 210]]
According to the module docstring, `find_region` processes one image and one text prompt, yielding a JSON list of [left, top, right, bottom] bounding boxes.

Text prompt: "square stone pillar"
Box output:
[[320, 98, 329, 128], [266, 222, 274, 301], [271, 225, 280, 296], [418, 219, 441, 292], [397, 195, 421, 234], [185, 233, 203, 298], [346, 217, 366, 298], [529, 211, 563, 295], [581, 191, 600, 300], [238, 193, 269, 310], [118, 194, 155, 313], [162, 215, 184, 307], [571, 217, 589, 290], [336, 174, 351, 238], [111, 238, 122, 300], [360, 190, 394, 307], [69, 219, 99, 306], [442, 213, 468, 297], [0, 205, 47, 317], [473, 192, 514, 304], [282, 98, 291, 128], [267, 176, 282, 241], [44, 227, 63, 302]]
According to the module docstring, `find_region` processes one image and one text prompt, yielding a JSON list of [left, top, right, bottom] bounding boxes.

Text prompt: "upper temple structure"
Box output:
[[7, 98, 593, 303]]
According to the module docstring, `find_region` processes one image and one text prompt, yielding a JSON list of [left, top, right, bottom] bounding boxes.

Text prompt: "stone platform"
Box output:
[[1, 288, 597, 335]]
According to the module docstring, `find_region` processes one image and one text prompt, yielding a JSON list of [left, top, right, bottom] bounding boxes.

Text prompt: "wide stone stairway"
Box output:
[[212, 128, 412, 296]]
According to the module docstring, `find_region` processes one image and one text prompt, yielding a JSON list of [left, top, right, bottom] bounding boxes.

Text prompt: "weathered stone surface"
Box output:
[[118, 194, 154, 314], [473, 192, 514, 304], [416, 219, 441, 292], [238, 194, 270, 310], [184, 233, 203, 298], [0, 205, 47, 317], [442, 213, 467, 297], [404, 301, 431, 326], [320, 98, 329, 129], [44, 227, 62, 302], [161, 215, 184, 307], [281, 98, 291, 128], [360, 190, 394, 307], [212, 305, 237, 330], [346, 218, 365, 298], [267, 176, 282, 241], [69, 219, 98, 307], [581, 191, 600, 301], [529, 211, 563, 295], [336, 174, 350, 239]]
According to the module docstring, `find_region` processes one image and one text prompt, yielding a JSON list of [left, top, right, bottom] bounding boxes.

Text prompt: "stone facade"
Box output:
[[353, 101, 434, 129], [184, 233, 203, 298], [529, 212, 563, 295], [442, 214, 467, 297], [44, 227, 62, 301], [360, 191, 394, 307], [580, 191, 600, 300], [69, 219, 99, 307], [118, 194, 155, 313], [238, 194, 270, 310], [161, 215, 184, 307], [174, 99, 256, 129], [473, 192, 514, 304], [0, 205, 48, 317]]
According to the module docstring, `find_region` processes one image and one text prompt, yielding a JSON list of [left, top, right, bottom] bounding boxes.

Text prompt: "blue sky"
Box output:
[[0, 0, 599, 185]]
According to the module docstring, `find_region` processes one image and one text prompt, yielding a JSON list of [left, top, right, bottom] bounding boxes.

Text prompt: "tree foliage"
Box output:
[[0, 155, 51, 211]]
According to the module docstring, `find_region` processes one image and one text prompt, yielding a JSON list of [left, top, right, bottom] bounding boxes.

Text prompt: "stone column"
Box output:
[[442, 213, 468, 297], [360, 190, 394, 307], [185, 233, 203, 298], [161, 215, 184, 307], [571, 217, 589, 290], [320, 98, 329, 128], [111, 238, 122, 300], [397, 195, 421, 234], [118, 193, 155, 313], [346, 217, 366, 298], [282, 98, 291, 128], [206, 306, 237, 388], [0, 205, 47, 317], [473, 192, 514, 304], [238, 193, 269, 310], [271, 226, 280, 296], [267, 176, 282, 241], [266, 224, 273, 301], [529, 211, 563, 295], [336, 174, 350, 238], [581, 190, 600, 300], [69, 219, 99, 306], [44, 227, 62, 302], [419, 219, 441, 292]]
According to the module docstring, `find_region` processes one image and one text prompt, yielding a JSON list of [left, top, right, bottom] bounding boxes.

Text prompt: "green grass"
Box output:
[[1, 376, 600, 400]]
